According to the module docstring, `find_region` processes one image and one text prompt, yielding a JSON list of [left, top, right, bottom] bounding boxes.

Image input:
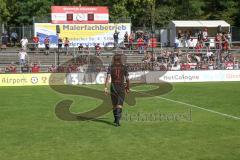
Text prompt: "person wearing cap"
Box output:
[[104, 54, 130, 127]]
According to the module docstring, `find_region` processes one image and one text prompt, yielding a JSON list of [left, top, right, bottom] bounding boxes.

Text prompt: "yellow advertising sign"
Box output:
[[0, 73, 66, 86]]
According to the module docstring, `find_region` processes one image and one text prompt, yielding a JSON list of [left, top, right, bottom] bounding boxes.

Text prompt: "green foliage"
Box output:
[[0, 0, 240, 27]]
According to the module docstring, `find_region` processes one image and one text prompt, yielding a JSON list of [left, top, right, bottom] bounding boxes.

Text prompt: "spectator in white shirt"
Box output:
[[18, 49, 27, 65], [20, 37, 28, 50]]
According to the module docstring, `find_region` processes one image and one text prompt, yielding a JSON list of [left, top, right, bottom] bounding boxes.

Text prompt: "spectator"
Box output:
[[129, 31, 135, 51], [143, 32, 149, 47], [197, 30, 203, 43], [21, 64, 29, 73], [20, 36, 28, 50], [174, 37, 179, 49], [78, 43, 84, 54], [5, 62, 17, 73], [95, 43, 101, 56], [48, 64, 57, 72], [11, 31, 18, 47], [124, 31, 129, 49], [1, 32, 9, 50], [113, 30, 119, 47], [85, 45, 90, 54], [32, 35, 39, 50], [64, 37, 70, 55], [58, 37, 63, 52], [31, 62, 40, 73], [18, 49, 27, 66], [137, 36, 144, 54], [44, 36, 50, 55], [202, 28, 208, 41]]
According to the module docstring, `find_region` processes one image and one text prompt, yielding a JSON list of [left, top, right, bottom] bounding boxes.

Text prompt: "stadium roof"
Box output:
[[170, 20, 230, 27]]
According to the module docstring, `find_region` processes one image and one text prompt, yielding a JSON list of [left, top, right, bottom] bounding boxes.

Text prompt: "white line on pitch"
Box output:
[[131, 89, 240, 120]]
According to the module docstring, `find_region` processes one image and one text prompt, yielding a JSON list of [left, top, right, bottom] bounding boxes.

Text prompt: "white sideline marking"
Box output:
[[131, 89, 240, 120]]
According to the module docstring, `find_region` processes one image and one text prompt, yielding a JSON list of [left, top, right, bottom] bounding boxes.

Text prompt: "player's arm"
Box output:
[[104, 74, 110, 95], [124, 65, 130, 93], [104, 66, 111, 95]]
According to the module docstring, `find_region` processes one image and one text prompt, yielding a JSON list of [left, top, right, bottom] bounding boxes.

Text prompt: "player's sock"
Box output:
[[113, 108, 117, 123], [116, 108, 122, 126]]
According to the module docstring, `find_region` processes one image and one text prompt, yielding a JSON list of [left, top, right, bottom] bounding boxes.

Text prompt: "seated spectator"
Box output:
[[31, 62, 40, 73], [21, 64, 29, 73], [48, 64, 57, 73], [5, 62, 17, 73]]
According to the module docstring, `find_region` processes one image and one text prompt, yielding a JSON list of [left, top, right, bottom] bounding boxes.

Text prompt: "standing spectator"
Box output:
[[31, 62, 40, 73], [20, 36, 28, 50], [124, 31, 129, 49], [64, 37, 70, 55], [78, 43, 84, 54], [44, 36, 50, 55], [11, 31, 18, 47], [18, 49, 27, 66], [197, 30, 203, 43], [222, 32, 230, 52], [143, 32, 149, 48], [32, 35, 39, 51], [174, 37, 180, 49], [95, 43, 101, 56], [129, 31, 135, 51], [137, 36, 144, 54], [202, 28, 208, 41], [84, 45, 90, 54], [113, 30, 119, 47], [1, 32, 9, 50], [58, 37, 63, 52]]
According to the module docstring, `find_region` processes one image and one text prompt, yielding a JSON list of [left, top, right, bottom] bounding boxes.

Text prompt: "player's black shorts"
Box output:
[[110, 83, 125, 106]]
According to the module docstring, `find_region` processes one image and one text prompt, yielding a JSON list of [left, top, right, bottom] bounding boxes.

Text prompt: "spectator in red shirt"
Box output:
[[31, 63, 40, 73], [32, 35, 39, 50], [137, 36, 144, 54]]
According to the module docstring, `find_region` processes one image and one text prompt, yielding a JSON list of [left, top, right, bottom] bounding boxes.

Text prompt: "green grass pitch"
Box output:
[[0, 82, 240, 160]]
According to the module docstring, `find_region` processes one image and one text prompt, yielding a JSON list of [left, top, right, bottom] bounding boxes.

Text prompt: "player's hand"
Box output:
[[104, 88, 109, 96], [125, 87, 130, 94]]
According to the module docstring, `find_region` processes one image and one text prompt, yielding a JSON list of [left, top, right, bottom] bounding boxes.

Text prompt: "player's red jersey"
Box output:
[[107, 64, 129, 85]]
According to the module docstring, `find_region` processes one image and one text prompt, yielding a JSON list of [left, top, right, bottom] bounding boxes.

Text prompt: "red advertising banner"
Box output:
[[51, 6, 109, 24]]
